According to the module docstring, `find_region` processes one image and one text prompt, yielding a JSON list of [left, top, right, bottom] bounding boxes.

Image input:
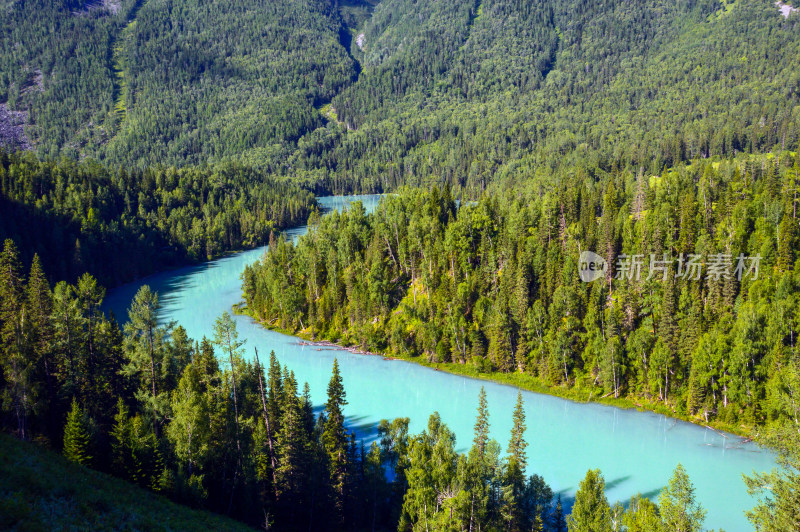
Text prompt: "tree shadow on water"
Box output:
[[605, 475, 632, 491]]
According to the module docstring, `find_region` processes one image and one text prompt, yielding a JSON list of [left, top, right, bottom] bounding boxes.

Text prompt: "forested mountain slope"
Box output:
[[0, 0, 358, 166], [317, 0, 800, 191], [2, 0, 799, 193], [101, 0, 358, 167]]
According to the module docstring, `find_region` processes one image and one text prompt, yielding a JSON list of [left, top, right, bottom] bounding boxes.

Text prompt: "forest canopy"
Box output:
[[1, 0, 799, 194], [0, 149, 317, 286], [243, 152, 800, 431]]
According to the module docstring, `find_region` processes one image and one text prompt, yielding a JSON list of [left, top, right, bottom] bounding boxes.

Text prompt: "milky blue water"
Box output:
[[104, 195, 774, 531]]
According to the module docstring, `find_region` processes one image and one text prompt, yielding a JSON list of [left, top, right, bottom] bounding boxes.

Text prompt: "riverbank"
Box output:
[[234, 305, 757, 441]]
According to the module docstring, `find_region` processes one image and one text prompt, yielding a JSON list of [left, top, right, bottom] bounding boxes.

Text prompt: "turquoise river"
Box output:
[[104, 195, 776, 531]]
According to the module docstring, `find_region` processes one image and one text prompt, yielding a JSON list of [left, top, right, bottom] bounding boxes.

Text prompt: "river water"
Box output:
[[104, 194, 774, 530]]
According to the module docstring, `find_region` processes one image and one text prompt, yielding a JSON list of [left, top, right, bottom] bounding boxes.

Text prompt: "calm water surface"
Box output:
[[105, 194, 774, 531]]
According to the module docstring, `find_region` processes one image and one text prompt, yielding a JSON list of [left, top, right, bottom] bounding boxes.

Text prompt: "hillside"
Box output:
[[2, 0, 799, 193], [0, 433, 253, 531]]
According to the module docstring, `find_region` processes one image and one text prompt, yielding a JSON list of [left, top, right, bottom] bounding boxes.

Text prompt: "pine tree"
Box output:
[[0, 239, 31, 439], [552, 495, 567, 532], [276, 369, 311, 521], [323, 358, 349, 521], [508, 391, 527, 469], [212, 311, 245, 461], [63, 398, 92, 466], [501, 391, 529, 530], [658, 464, 706, 532], [123, 285, 168, 438], [567, 469, 613, 532], [26, 254, 55, 437], [473, 386, 490, 456]]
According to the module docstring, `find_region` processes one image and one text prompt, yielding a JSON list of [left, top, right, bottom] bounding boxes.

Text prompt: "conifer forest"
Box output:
[[1, 0, 800, 530]]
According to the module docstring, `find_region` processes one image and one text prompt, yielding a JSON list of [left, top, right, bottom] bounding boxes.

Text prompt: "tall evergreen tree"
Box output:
[[323, 358, 349, 521], [212, 312, 245, 460], [167, 364, 209, 478], [567, 469, 613, 532], [0, 239, 31, 439], [501, 391, 529, 530], [123, 285, 169, 438], [63, 398, 92, 466], [25, 254, 55, 437], [473, 386, 490, 456], [110, 400, 142, 485], [553, 495, 567, 532], [744, 356, 800, 531], [658, 464, 706, 532], [508, 391, 528, 469], [275, 369, 311, 525]]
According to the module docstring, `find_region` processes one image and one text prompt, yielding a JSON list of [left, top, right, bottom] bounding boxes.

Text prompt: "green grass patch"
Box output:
[[0, 433, 253, 531], [110, 20, 138, 130]]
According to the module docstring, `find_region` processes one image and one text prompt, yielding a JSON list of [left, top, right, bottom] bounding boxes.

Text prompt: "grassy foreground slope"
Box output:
[[0, 434, 253, 531]]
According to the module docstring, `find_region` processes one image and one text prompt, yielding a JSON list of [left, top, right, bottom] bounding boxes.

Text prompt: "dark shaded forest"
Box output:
[[0, 149, 317, 286]]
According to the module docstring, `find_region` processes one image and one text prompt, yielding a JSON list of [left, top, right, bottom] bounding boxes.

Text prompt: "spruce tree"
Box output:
[[110, 400, 141, 484], [501, 391, 529, 530], [552, 495, 567, 532], [63, 398, 92, 466], [508, 391, 528, 469], [276, 369, 310, 516], [51, 281, 81, 400], [473, 386, 490, 456], [123, 285, 167, 438], [0, 239, 24, 338], [26, 254, 55, 438], [267, 350, 284, 435], [323, 358, 349, 521], [0, 239, 31, 439], [567, 469, 613, 532], [745, 360, 800, 531], [658, 464, 706, 532]]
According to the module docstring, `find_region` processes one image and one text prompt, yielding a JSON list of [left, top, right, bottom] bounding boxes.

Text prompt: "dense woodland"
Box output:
[[2, 0, 800, 193], [0, 149, 317, 286], [0, 236, 726, 530], [244, 153, 800, 431], [2, 0, 800, 529]]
